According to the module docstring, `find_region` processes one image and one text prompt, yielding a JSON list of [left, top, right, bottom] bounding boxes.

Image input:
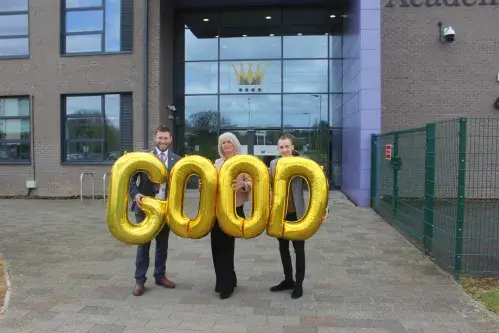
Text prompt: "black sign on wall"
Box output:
[[385, 0, 497, 7]]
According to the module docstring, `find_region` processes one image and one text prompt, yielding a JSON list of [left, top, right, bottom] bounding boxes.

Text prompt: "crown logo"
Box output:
[[231, 63, 269, 86]]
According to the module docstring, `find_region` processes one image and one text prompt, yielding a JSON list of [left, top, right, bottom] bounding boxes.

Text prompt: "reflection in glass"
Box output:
[[65, 118, 104, 140], [185, 29, 218, 61], [0, 97, 30, 117], [252, 130, 281, 160], [65, 35, 102, 53], [220, 60, 281, 94], [185, 62, 218, 94], [65, 142, 103, 161], [329, 35, 342, 58], [329, 60, 342, 93], [66, 96, 102, 115], [331, 127, 342, 187], [0, 14, 28, 36], [0, 38, 29, 56], [105, 0, 121, 52], [330, 94, 342, 126], [220, 94, 281, 128], [283, 32, 327, 59], [219, 30, 281, 60], [63, 94, 124, 162], [0, 119, 30, 140], [283, 60, 328, 93], [184, 95, 219, 131], [184, 128, 219, 166], [283, 128, 330, 172], [283, 94, 327, 128], [65, 0, 102, 8], [66, 11, 103, 32], [0, 142, 30, 161], [226, 130, 249, 148], [105, 94, 120, 135]]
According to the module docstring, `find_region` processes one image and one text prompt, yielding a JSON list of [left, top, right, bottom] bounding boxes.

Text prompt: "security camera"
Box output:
[[443, 26, 455, 43]]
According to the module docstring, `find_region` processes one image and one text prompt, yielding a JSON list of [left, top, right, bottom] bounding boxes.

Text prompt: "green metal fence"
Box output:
[[371, 117, 499, 280]]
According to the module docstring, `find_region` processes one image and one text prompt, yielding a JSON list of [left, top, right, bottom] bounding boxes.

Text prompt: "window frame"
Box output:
[[60, 0, 134, 56], [61, 92, 132, 165], [0, 95, 31, 165], [0, 1, 30, 59]]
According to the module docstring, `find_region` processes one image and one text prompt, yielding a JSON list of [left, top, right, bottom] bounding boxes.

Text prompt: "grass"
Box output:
[[461, 277, 499, 315], [0, 259, 5, 310]]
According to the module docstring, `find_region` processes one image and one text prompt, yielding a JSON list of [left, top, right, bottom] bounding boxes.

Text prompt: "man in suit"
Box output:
[[129, 125, 181, 296], [268, 135, 307, 299]]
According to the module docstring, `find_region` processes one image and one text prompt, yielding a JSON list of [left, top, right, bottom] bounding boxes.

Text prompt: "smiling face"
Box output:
[[221, 139, 235, 158], [154, 130, 172, 152], [277, 138, 294, 157]]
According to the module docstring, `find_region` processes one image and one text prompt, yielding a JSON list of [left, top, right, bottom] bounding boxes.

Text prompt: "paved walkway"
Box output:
[[0, 191, 498, 333]]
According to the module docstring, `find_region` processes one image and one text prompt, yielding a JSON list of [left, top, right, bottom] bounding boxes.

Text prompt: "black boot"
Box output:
[[291, 284, 303, 299], [220, 289, 234, 299], [270, 279, 295, 292]]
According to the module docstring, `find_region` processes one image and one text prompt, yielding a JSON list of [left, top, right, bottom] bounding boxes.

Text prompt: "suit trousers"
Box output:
[[277, 212, 306, 285], [211, 205, 245, 294], [134, 211, 171, 284]]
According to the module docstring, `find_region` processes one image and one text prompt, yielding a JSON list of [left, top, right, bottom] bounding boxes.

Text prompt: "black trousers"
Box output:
[[278, 212, 306, 285], [211, 205, 245, 294]]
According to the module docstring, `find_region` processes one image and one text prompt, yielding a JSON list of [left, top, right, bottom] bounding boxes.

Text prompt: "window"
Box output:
[[62, 93, 133, 163], [0, 96, 31, 163], [0, 0, 29, 58], [62, 0, 133, 55]]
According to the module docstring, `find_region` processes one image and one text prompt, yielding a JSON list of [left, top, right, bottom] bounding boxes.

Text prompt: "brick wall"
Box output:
[[381, 1, 499, 201], [381, 1, 499, 130], [0, 0, 173, 197]]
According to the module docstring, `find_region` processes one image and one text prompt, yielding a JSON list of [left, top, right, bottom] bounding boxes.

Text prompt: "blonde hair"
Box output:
[[218, 132, 241, 158]]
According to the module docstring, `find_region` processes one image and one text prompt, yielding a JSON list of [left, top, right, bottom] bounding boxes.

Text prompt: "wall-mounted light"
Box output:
[[437, 22, 455, 43]]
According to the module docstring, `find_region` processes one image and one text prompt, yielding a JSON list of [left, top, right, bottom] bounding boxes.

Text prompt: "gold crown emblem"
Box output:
[[231, 63, 269, 86]]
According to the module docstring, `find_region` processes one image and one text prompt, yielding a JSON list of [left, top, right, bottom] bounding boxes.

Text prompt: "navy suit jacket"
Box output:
[[129, 149, 181, 213]]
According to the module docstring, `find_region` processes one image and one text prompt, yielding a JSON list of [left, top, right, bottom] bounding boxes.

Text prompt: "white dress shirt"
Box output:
[[155, 148, 168, 200]]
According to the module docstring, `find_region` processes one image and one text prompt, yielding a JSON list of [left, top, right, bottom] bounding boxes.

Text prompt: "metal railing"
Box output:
[[80, 172, 95, 204], [371, 117, 499, 279], [103, 172, 111, 203]]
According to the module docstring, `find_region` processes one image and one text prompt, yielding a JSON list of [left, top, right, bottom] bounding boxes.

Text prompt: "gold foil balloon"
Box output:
[[106, 152, 168, 245], [166, 155, 218, 239], [267, 156, 329, 241], [217, 155, 270, 238]]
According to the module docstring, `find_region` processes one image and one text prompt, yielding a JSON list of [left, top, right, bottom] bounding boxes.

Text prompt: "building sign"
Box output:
[[232, 63, 269, 93], [385, 0, 497, 7], [385, 144, 393, 160]]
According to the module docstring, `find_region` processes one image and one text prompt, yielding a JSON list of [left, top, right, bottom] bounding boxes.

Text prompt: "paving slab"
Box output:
[[0, 190, 498, 333]]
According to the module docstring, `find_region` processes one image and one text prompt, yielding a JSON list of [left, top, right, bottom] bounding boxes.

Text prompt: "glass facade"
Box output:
[[174, 6, 343, 187]]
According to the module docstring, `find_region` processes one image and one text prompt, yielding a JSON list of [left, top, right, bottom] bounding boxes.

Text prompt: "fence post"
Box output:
[[392, 133, 399, 220], [423, 123, 436, 253], [370, 134, 378, 207], [454, 117, 467, 280]]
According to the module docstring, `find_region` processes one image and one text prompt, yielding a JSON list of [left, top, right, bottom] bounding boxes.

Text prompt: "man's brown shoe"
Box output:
[[133, 283, 145, 296], [155, 277, 176, 289]]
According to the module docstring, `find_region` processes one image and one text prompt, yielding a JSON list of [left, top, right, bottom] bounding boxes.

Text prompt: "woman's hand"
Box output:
[[232, 179, 246, 192]]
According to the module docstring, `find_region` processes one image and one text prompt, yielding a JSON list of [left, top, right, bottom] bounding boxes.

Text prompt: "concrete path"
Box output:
[[0, 191, 498, 333]]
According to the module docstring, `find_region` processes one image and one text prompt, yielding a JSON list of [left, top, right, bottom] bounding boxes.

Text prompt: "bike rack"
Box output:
[[80, 172, 95, 204], [103, 172, 111, 203]]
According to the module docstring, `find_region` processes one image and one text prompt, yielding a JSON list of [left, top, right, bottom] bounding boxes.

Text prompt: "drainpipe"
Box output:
[[28, 95, 35, 196], [143, 0, 149, 149]]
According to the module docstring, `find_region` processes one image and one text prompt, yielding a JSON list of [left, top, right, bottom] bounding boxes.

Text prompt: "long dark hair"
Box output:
[[292, 150, 299, 156]]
